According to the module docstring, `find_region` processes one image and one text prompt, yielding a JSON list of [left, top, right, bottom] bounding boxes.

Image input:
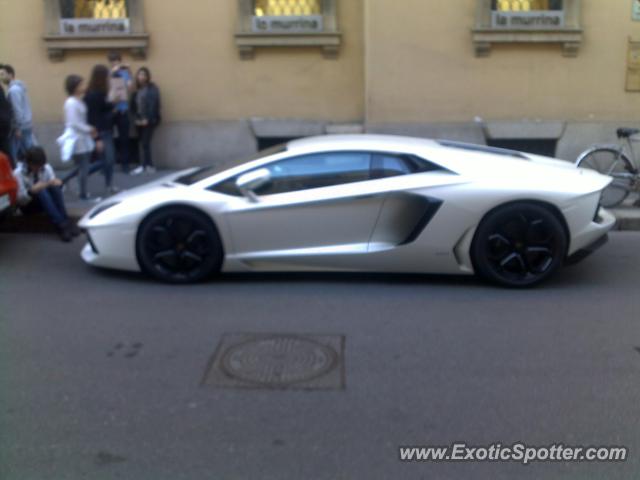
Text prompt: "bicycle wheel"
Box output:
[[576, 148, 634, 207]]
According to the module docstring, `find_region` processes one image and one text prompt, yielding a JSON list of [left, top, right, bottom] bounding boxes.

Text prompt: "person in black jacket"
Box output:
[[85, 64, 118, 193], [0, 79, 13, 165], [130, 67, 161, 175]]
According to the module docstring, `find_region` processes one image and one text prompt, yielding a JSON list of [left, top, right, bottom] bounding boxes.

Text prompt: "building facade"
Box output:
[[1, 0, 639, 168]]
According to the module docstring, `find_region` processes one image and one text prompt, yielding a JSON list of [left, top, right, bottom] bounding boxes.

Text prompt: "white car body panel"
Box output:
[[78, 135, 615, 278]]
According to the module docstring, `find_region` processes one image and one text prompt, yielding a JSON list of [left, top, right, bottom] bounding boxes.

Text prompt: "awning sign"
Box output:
[[60, 18, 130, 36], [491, 11, 564, 29], [252, 15, 323, 33]]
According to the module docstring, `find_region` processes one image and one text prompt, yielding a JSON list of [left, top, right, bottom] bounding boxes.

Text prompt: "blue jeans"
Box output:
[[62, 152, 92, 199], [97, 130, 116, 188], [22, 186, 68, 227], [60, 153, 92, 198], [10, 128, 36, 163]]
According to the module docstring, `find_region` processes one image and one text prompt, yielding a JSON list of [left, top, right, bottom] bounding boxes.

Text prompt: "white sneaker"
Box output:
[[145, 166, 157, 174], [130, 166, 144, 176]]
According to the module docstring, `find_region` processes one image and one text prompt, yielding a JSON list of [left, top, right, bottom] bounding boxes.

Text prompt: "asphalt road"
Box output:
[[1, 232, 639, 480]]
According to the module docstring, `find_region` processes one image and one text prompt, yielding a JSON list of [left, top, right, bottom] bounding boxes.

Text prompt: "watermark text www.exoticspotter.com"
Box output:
[[399, 443, 628, 465]]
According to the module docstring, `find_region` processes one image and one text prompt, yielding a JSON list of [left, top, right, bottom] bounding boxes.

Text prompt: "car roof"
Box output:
[[286, 134, 441, 153]]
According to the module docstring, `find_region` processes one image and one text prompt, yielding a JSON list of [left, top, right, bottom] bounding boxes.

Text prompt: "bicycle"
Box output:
[[575, 128, 640, 208]]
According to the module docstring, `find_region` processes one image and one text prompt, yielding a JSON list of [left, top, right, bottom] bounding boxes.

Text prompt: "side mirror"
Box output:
[[235, 168, 271, 203]]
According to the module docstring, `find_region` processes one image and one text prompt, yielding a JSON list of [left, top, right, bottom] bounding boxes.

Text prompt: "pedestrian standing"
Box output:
[[0, 64, 37, 164], [85, 64, 118, 194], [0, 78, 12, 163], [59, 75, 96, 200], [107, 51, 134, 173], [130, 67, 161, 175], [14, 147, 79, 242]]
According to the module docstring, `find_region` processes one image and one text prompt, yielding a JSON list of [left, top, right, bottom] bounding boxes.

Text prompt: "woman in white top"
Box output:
[[60, 75, 96, 199]]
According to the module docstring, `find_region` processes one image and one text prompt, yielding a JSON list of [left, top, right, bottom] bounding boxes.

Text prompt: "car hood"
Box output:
[[82, 169, 200, 224], [105, 168, 198, 201]]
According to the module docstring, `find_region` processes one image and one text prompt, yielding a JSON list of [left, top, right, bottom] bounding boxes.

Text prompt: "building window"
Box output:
[[43, 0, 148, 61], [473, 0, 582, 57], [235, 0, 341, 59], [492, 0, 562, 11], [254, 0, 321, 17], [60, 0, 129, 19]]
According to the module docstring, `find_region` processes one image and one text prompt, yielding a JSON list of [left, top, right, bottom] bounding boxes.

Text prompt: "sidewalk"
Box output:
[[2, 168, 640, 232]]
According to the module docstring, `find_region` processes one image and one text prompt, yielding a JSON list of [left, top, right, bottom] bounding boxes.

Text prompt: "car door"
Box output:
[[222, 151, 386, 263]]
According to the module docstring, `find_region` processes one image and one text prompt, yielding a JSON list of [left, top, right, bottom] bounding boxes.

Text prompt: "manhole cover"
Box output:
[[203, 334, 345, 390]]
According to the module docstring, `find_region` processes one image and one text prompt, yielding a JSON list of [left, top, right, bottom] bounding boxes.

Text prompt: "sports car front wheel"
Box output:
[[471, 203, 568, 287], [136, 207, 223, 283]]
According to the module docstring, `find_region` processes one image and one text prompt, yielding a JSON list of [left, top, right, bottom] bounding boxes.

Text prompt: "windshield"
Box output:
[[174, 144, 287, 185]]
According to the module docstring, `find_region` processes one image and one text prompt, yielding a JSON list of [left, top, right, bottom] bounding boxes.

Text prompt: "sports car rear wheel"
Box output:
[[471, 203, 567, 287], [136, 207, 223, 283]]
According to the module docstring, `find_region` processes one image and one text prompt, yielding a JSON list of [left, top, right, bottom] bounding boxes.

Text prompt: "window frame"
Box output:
[[43, 0, 149, 62], [472, 0, 583, 57], [211, 150, 373, 197], [235, 0, 341, 59]]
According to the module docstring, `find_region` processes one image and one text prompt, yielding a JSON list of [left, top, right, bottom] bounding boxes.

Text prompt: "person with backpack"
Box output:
[[107, 51, 134, 173]]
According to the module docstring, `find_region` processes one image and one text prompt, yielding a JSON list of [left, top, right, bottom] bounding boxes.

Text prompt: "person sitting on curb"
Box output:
[[14, 146, 80, 242]]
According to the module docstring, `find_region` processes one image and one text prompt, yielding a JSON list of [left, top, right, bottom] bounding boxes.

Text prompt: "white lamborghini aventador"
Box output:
[[78, 135, 616, 287]]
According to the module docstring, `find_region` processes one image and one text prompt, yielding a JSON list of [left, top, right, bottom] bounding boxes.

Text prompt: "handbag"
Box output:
[[56, 128, 76, 163]]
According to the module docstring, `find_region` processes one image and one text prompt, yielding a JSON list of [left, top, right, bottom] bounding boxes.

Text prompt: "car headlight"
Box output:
[[89, 201, 121, 219]]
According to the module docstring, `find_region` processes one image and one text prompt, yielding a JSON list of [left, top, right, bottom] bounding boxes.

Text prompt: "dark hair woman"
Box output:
[[130, 67, 161, 175], [85, 64, 118, 194]]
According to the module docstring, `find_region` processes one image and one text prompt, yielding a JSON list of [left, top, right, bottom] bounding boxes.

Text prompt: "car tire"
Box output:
[[471, 203, 568, 287], [136, 206, 223, 283]]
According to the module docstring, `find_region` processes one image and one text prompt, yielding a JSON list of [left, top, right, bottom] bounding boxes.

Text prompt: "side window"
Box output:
[[371, 154, 413, 179], [371, 153, 443, 179], [208, 151, 449, 197], [255, 152, 372, 195]]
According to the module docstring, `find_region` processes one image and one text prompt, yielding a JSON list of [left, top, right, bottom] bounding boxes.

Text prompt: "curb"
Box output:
[[614, 214, 640, 231]]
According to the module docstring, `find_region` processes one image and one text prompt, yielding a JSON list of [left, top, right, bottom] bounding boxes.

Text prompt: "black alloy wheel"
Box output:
[[471, 203, 568, 287], [136, 207, 223, 283]]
